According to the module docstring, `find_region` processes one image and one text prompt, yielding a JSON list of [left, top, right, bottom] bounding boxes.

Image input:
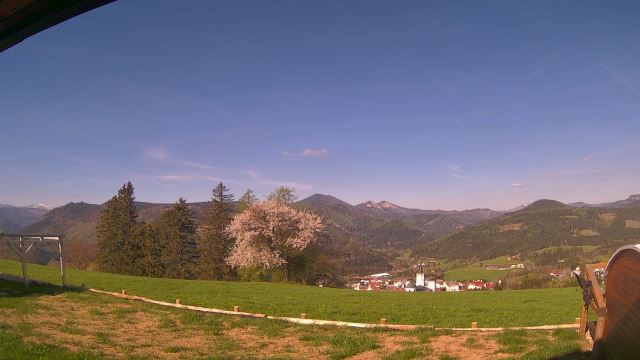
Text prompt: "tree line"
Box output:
[[95, 182, 325, 282]]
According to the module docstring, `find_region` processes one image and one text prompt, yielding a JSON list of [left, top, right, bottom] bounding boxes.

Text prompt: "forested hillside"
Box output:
[[16, 194, 500, 269], [418, 199, 640, 260], [0, 204, 49, 228], [8, 193, 640, 280], [297, 194, 501, 251], [0, 215, 20, 233]]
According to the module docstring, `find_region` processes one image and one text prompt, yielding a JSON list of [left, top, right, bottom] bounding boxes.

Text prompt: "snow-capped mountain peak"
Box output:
[[358, 200, 402, 210]]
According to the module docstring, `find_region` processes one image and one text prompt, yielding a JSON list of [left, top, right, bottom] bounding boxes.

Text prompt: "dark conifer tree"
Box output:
[[197, 182, 236, 280], [96, 182, 140, 274], [133, 223, 164, 277], [158, 198, 198, 279]]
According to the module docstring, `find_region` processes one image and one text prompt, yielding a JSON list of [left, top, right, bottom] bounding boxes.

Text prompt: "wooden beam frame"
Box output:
[[584, 263, 607, 341], [573, 262, 607, 342], [0, 233, 66, 287]]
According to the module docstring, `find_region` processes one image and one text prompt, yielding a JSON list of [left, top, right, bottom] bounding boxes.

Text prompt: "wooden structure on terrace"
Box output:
[[574, 244, 640, 359], [0, 233, 67, 287]]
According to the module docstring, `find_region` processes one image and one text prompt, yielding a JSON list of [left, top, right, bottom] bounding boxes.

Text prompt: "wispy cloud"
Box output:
[[149, 174, 231, 184], [527, 67, 546, 79], [549, 117, 639, 142], [141, 146, 313, 192], [528, 46, 566, 79], [447, 164, 469, 179], [143, 146, 214, 170], [512, 182, 526, 188], [246, 170, 313, 191], [453, 119, 466, 130], [256, 179, 313, 191], [300, 148, 329, 157], [182, 161, 212, 170], [600, 64, 640, 98], [281, 148, 329, 158], [144, 146, 170, 161], [153, 175, 196, 183]]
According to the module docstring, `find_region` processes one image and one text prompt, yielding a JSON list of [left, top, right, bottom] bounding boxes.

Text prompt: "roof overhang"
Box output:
[[0, 0, 115, 53], [605, 243, 640, 276]]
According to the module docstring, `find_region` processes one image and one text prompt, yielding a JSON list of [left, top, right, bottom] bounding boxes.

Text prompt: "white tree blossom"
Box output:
[[225, 201, 324, 273]]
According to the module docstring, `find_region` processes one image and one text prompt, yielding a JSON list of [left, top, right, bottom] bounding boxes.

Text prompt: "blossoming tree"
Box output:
[[225, 200, 324, 281]]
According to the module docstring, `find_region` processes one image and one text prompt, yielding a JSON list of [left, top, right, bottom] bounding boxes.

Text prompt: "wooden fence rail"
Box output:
[[87, 287, 579, 332]]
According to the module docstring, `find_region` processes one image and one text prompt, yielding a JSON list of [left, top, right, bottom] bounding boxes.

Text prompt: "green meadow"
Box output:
[[0, 259, 583, 328], [0, 279, 590, 360], [442, 256, 517, 282], [443, 267, 509, 282]]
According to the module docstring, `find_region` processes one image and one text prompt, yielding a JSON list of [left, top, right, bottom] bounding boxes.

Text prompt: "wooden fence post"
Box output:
[[19, 237, 28, 287], [595, 313, 606, 340], [58, 237, 67, 287], [579, 302, 588, 336]]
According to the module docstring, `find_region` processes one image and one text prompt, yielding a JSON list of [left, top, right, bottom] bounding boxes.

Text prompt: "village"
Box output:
[[350, 263, 498, 292]]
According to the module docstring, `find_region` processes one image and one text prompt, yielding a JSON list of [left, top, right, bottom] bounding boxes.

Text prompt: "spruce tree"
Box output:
[[96, 194, 119, 273], [96, 182, 140, 274], [133, 223, 164, 277], [197, 182, 236, 280], [237, 188, 258, 212], [158, 198, 199, 279]]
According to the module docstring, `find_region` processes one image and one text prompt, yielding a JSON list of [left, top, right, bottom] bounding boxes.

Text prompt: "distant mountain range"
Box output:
[[2, 194, 640, 267], [17, 201, 213, 245], [297, 194, 501, 250], [12, 195, 500, 250], [0, 204, 50, 233], [568, 194, 640, 209]]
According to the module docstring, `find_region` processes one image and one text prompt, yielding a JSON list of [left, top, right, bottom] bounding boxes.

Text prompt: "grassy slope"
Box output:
[[0, 279, 590, 360], [443, 255, 517, 282], [0, 259, 583, 328], [443, 268, 509, 282]]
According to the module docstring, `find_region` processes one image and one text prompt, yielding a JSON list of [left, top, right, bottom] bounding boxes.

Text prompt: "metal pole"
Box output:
[[19, 236, 28, 287], [58, 237, 67, 287]]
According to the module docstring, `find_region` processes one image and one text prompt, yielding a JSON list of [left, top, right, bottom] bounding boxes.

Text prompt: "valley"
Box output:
[[2, 193, 639, 290]]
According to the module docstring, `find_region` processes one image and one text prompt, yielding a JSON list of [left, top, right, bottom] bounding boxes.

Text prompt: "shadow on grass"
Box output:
[[0, 277, 81, 299]]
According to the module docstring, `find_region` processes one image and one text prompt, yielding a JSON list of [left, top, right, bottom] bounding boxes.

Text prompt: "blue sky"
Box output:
[[1, 0, 639, 210]]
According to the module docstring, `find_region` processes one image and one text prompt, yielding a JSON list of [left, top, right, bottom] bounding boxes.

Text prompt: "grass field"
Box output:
[[442, 267, 510, 282], [442, 255, 517, 282], [479, 256, 515, 265], [0, 279, 590, 359], [533, 245, 599, 254], [0, 259, 584, 328]]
